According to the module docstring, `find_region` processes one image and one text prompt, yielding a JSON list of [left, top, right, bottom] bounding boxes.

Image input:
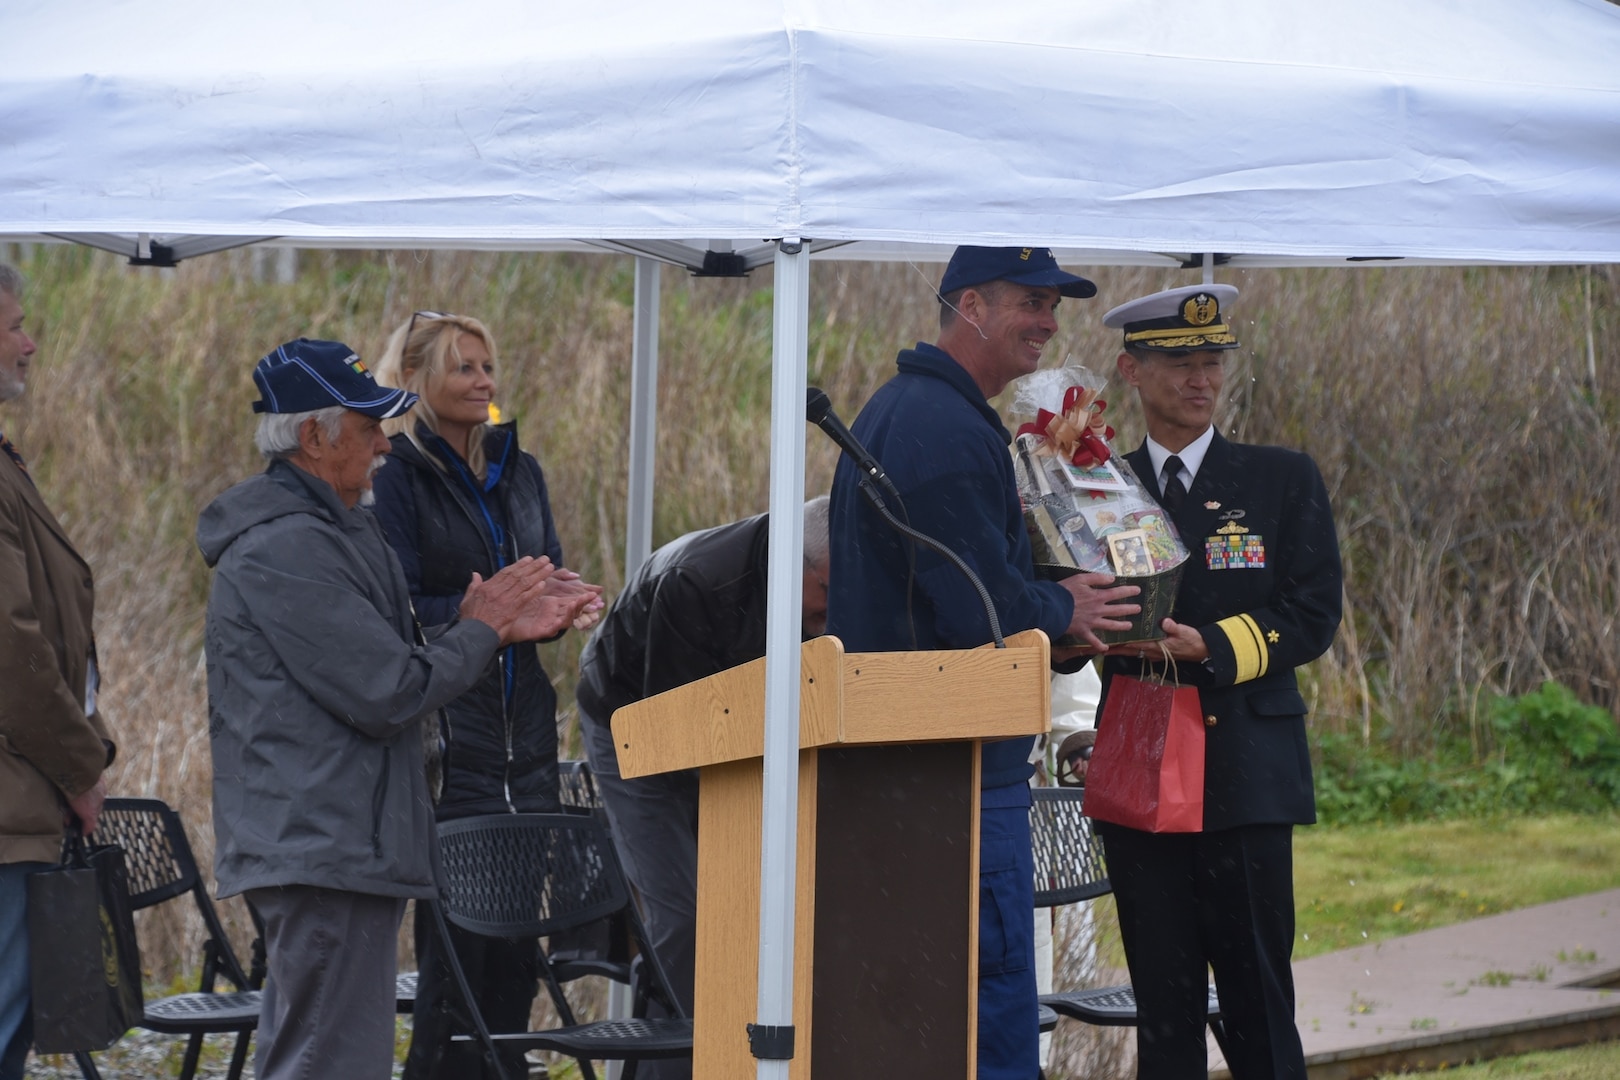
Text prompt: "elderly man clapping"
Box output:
[[196, 338, 599, 1080]]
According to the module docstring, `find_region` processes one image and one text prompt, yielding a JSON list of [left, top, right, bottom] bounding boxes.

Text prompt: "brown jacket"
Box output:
[[0, 450, 113, 864]]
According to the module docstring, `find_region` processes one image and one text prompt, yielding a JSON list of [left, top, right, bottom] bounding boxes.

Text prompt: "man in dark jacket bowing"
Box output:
[[1096, 284, 1342, 1079], [827, 246, 1141, 1079], [575, 495, 831, 1080]]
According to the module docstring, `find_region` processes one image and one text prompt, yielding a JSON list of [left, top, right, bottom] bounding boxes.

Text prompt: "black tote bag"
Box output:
[[26, 833, 144, 1053]]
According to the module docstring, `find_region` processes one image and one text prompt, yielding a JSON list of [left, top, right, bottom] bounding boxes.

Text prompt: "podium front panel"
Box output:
[[810, 742, 979, 1078]]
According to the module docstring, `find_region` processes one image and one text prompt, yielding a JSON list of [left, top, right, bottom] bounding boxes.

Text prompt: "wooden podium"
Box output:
[[613, 629, 1051, 1079]]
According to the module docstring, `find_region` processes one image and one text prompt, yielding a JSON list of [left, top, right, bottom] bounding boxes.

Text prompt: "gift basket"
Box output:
[[1008, 363, 1188, 645]]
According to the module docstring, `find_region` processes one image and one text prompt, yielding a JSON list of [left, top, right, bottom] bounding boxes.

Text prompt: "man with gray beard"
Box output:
[[197, 338, 596, 1080], [0, 265, 116, 1080]]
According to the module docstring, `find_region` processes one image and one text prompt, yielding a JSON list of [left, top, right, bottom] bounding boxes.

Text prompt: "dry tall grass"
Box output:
[[4, 243, 1615, 1077]]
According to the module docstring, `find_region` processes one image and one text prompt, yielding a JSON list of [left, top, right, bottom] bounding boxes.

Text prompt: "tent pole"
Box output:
[[607, 254, 662, 1079], [625, 256, 661, 577], [755, 238, 810, 1079]]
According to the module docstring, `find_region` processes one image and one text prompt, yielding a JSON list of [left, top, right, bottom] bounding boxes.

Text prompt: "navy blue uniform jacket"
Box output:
[[827, 344, 1075, 790], [1104, 433, 1343, 829]]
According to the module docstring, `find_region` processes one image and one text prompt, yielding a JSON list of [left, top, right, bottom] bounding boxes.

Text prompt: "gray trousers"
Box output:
[[580, 707, 697, 1080], [247, 885, 408, 1080]]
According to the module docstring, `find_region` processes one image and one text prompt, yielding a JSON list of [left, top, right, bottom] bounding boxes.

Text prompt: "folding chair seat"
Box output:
[[72, 797, 261, 1080], [1029, 787, 1229, 1055], [433, 811, 692, 1080]]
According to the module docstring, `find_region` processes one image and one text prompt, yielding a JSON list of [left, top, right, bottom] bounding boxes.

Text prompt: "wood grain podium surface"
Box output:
[[613, 630, 1050, 779], [611, 630, 1051, 1078]]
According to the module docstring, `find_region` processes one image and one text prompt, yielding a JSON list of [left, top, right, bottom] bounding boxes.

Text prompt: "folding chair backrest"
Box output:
[[97, 796, 253, 992], [557, 759, 603, 812], [1030, 787, 1111, 908], [97, 798, 200, 911], [437, 813, 629, 939]]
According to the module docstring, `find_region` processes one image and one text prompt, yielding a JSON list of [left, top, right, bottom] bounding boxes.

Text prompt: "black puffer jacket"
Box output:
[[576, 514, 771, 728], [372, 422, 564, 819]]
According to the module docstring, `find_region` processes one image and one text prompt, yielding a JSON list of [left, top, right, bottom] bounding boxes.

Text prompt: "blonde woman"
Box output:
[[371, 310, 600, 1080]]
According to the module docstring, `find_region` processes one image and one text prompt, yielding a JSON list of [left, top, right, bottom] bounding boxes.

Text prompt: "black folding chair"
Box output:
[[1029, 787, 1230, 1056], [433, 812, 691, 1080], [72, 798, 261, 1080], [404, 760, 622, 1021], [396, 969, 420, 1015], [548, 759, 634, 988], [557, 758, 604, 812]]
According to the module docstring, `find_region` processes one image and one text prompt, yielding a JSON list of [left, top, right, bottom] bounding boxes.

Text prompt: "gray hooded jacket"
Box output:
[[196, 460, 500, 899]]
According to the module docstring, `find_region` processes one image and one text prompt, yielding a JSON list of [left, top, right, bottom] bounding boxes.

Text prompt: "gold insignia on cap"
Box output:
[[1183, 293, 1219, 326], [1123, 326, 1238, 348], [1020, 248, 1033, 261]]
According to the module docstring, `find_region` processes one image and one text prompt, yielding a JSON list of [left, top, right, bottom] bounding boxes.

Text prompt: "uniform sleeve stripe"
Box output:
[[1240, 613, 1270, 679], [1216, 614, 1269, 683]]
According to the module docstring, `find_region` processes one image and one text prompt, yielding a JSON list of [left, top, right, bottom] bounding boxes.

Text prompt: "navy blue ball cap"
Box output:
[[251, 338, 418, 418], [938, 246, 1097, 300]]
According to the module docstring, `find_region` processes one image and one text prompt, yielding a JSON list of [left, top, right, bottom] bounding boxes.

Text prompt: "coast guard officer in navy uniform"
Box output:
[[830, 246, 1142, 1079], [1096, 284, 1343, 1079]]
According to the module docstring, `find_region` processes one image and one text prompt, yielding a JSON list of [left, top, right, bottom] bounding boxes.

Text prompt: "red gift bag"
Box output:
[[1082, 674, 1205, 832]]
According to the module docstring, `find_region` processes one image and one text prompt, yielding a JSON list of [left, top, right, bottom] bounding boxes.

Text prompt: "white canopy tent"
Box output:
[[5, 0, 1619, 1072], [5, 0, 1620, 263]]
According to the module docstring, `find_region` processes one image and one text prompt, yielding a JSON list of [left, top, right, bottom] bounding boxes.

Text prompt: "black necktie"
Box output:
[[1161, 454, 1186, 511]]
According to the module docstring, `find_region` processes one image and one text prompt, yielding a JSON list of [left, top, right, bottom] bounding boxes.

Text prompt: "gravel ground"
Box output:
[[22, 1027, 412, 1079], [23, 1025, 562, 1079], [24, 1028, 269, 1079]]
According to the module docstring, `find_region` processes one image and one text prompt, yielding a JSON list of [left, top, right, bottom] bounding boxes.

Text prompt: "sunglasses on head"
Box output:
[[404, 309, 460, 342]]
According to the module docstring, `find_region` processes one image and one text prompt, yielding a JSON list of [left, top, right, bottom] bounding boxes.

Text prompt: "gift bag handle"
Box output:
[[57, 821, 93, 869]]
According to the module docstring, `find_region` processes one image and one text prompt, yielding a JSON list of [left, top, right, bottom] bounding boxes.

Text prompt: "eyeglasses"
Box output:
[[403, 309, 460, 342]]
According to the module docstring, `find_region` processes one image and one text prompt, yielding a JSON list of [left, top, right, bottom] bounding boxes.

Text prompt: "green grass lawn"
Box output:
[[1293, 813, 1620, 960], [1371, 1040, 1620, 1079]]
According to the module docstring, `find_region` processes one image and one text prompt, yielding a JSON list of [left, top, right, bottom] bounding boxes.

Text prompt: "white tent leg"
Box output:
[[625, 256, 661, 577], [755, 238, 810, 1079], [607, 255, 661, 1080]]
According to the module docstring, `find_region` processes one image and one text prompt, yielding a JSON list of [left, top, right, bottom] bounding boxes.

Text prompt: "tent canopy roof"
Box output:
[[3, 0, 1619, 267]]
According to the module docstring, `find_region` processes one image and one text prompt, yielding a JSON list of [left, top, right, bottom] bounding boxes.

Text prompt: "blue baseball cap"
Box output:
[[251, 338, 417, 418], [938, 246, 1097, 300]]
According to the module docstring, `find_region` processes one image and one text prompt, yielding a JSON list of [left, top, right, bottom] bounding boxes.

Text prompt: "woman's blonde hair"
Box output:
[[374, 311, 500, 477]]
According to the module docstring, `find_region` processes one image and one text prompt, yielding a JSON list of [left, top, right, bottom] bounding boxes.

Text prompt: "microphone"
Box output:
[[805, 387, 1006, 647], [806, 387, 900, 507]]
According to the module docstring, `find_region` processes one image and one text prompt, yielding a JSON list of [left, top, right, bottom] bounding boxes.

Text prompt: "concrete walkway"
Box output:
[[1209, 888, 1620, 1079]]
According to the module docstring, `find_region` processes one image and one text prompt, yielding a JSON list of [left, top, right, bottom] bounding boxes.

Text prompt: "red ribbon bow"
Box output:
[[1016, 385, 1114, 468]]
